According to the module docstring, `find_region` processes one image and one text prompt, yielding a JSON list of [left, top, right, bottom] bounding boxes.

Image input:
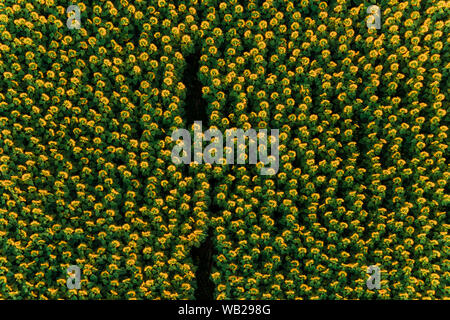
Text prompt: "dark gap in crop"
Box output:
[[191, 174, 221, 300], [182, 49, 209, 128], [191, 226, 215, 300]]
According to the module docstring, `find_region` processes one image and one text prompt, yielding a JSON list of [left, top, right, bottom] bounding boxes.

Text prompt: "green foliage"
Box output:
[[0, 0, 448, 300]]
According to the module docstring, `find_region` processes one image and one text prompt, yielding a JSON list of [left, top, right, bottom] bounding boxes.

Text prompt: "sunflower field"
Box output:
[[0, 0, 448, 300]]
